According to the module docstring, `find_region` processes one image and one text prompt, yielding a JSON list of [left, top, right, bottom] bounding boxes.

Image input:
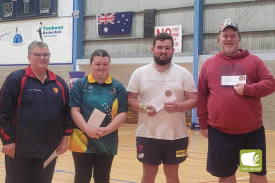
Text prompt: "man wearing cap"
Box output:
[[197, 19, 275, 183]]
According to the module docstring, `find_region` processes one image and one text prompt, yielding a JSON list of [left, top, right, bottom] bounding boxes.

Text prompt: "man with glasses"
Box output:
[[0, 41, 72, 183]]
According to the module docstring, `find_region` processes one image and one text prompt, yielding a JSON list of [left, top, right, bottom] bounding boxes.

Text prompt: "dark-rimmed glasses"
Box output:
[[30, 53, 51, 59]]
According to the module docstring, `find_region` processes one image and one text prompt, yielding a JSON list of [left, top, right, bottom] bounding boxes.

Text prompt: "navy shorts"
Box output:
[[207, 126, 266, 177], [136, 137, 188, 165]]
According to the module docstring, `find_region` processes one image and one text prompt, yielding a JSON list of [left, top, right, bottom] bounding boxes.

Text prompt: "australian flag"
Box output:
[[97, 11, 133, 35]]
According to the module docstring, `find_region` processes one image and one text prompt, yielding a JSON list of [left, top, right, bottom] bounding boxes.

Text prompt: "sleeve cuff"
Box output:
[[1, 139, 15, 145], [243, 84, 252, 96], [199, 123, 208, 130]]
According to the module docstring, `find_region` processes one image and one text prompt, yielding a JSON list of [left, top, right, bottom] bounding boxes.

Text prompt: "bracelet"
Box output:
[[138, 103, 147, 113]]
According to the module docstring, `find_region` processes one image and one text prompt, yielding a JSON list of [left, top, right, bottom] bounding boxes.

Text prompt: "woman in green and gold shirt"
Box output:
[[69, 49, 128, 183]]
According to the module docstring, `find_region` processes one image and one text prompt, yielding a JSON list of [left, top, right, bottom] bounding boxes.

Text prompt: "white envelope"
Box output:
[[43, 149, 58, 169], [150, 90, 177, 112], [87, 108, 106, 128], [221, 75, 246, 86]]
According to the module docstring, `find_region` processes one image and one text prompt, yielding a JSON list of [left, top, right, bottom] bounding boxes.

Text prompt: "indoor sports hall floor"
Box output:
[[0, 123, 275, 183]]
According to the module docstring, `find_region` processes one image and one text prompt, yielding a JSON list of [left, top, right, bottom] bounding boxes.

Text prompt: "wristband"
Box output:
[[139, 103, 147, 113]]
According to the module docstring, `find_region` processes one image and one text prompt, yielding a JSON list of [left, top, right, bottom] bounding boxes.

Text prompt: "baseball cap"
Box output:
[[219, 19, 239, 32]]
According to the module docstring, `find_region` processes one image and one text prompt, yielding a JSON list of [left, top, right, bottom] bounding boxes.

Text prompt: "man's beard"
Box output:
[[154, 55, 172, 65]]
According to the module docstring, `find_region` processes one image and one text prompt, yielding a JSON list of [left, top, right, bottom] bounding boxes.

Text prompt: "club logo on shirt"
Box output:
[[109, 87, 117, 94], [53, 87, 59, 93], [176, 150, 187, 157]]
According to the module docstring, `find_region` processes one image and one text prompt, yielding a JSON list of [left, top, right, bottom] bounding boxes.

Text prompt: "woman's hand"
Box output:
[[85, 127, 102, 139], [97, 127, 111, 137]]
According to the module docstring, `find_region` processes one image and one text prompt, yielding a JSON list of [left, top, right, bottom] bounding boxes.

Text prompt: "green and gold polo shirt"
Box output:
[[69, 73, 128, 155]]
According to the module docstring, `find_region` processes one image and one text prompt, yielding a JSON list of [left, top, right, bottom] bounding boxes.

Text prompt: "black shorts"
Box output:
[[207, 126, 266, 177], [136, 137, 188, 165]]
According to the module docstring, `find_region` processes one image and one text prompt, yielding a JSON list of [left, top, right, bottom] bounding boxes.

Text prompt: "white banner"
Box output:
[[155, 25, 182, 53], [0, 17, 73, 65]]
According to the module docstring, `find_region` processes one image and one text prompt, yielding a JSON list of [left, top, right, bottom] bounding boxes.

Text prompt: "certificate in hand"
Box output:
[[43, 149, 58, 169], [87, 108, 106, 128], [221, 75, 246, 86], [150, 90, 177, 112]]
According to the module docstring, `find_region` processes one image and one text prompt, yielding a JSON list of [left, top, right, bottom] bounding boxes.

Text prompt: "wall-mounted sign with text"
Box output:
[[0, 17, 73, 65], [155, 25, 182, 53]]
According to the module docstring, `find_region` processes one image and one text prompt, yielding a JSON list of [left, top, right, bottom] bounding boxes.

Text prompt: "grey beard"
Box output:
[[154, 55, 172, 65]]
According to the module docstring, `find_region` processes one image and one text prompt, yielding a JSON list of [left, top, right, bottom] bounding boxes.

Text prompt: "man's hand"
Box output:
[[234, 83, 245, 95], [145, 105, 157, 116], [2, 143, 15, 158], [57, 136, 69, 155], [200, 129, 208, 138], [164, 102, 177, 113]]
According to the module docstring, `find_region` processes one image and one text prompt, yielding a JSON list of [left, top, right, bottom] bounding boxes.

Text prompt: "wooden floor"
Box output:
[[1, 123, 275, 183]]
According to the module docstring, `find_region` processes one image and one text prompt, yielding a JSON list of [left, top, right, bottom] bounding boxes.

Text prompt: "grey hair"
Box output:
[[28, 41, 49, 55]]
